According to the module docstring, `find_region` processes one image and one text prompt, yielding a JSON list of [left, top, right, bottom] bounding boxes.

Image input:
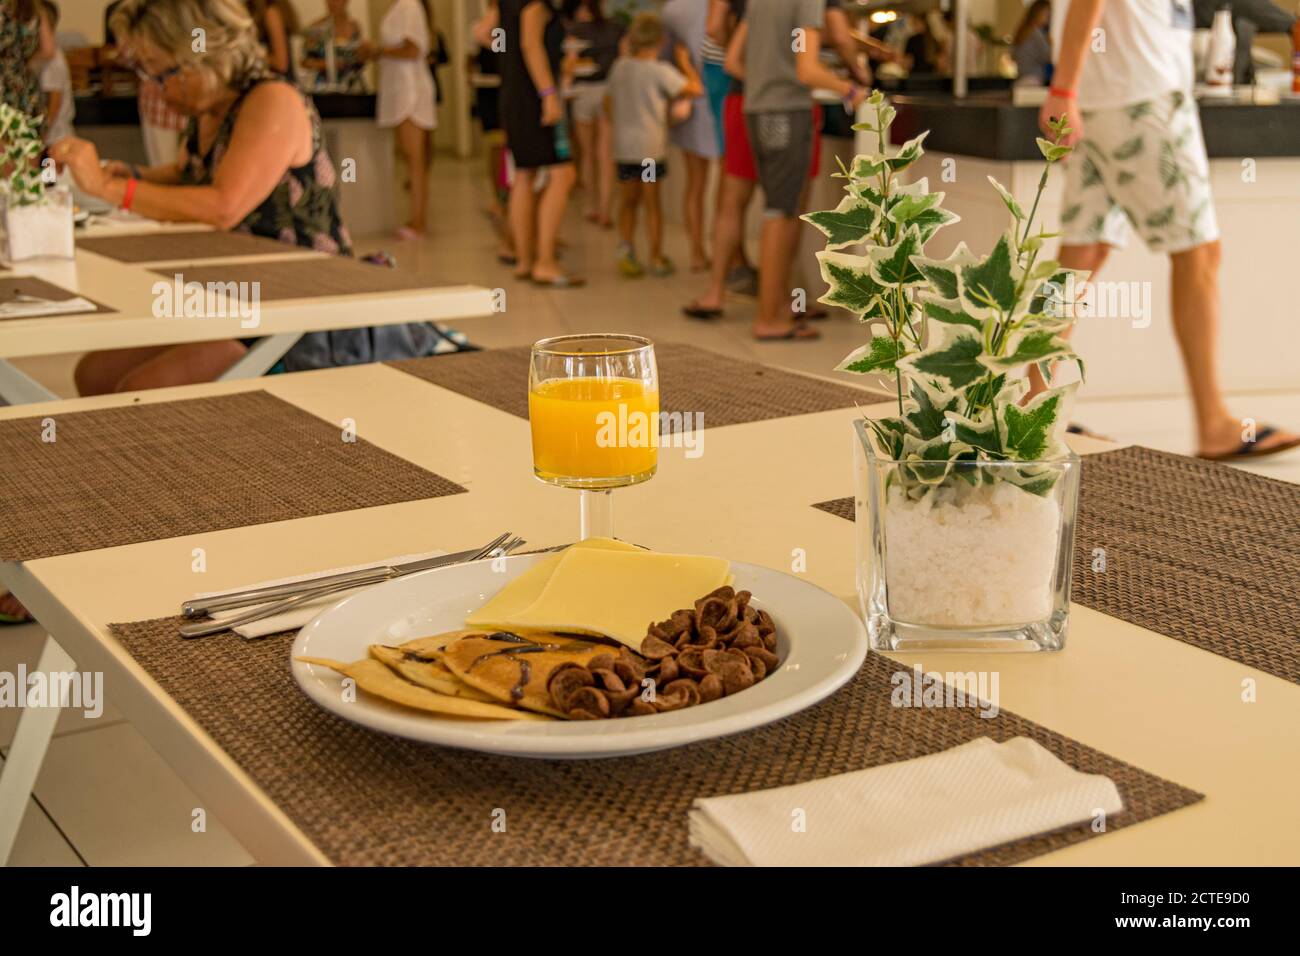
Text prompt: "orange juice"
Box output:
[[529, 376, 659, 486]]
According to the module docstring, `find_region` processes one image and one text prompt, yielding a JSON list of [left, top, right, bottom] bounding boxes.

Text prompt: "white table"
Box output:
[[0, 240, 494, 405], [1, 362, 1297, 866]]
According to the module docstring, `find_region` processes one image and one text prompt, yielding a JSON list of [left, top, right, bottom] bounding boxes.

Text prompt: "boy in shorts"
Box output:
[[1040, 0, 1297, 460], [606, 12, 702, 277]]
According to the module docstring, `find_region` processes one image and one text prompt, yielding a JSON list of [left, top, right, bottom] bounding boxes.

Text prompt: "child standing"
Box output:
[[605, 12, 702, 277]]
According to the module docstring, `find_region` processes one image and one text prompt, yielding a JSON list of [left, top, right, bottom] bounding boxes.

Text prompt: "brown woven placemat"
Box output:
[[78, 230, 294, 263], [812, 445, 1300, 684], [106, 620, 1201, 867], [0, 390, 465, 562], [0, 276, 114, 320], [149, 258, 443, 301], [388, 343, 880, 427]]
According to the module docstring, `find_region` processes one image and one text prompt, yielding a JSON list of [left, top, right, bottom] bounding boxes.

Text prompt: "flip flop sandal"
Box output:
[[1199, 425, 1300, 462], [497, 253, 519, 266], [795, 304, 830, 320], [531, 274, 587, 289], [682, 304, 723, 320], [754, 323, 820, 342], [1066, 422, 1113, 441]]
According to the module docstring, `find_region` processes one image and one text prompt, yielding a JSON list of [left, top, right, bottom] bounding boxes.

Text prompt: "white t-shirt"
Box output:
[[1051, 0, 1194, 110], [376, 0, 437, 129], [40, 50, 76, 144]]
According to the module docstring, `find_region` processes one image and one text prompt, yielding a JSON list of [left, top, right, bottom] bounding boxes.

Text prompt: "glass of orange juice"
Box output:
[[529, 334, 659, 538]]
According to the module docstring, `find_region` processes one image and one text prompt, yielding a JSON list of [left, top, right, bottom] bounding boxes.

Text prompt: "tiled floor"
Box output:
[[4, 156, 1298, 866]]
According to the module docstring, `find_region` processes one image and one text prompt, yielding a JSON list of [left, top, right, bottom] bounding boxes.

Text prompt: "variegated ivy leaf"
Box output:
[[887, 131, 928, 171], [979, 329, 1076, 372], [802, 194, 878, 250], [986, 176, 1024, 220], [867, 416, 907, 459], [868, 227, 926, 287], [898, 323, 986, 389], [910, 241, 979, 301], [962, 372, 1006, 410], [901, 434, 971, 484], [920, 294, 982, 330], [903, 376, 960, 439], [1029, 267, 1088, 319], [849, 153, 889, 180], [1036, 137, 1071, 162], [946, 412, 1004, 457], [850, 181, 887, 207], [997, 382, 1076, 461], [837, 334, 910, 375], [959, 231, 1021, 314], [1000, 464, 1061, 497], [815, 251, 890, 318], [888, 190, 960, 244]]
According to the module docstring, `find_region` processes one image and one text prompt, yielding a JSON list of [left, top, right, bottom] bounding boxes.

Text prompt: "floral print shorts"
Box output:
[[1060, 90, 1220, 254]]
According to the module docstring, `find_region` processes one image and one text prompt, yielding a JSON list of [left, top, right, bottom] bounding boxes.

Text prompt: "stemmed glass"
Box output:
[[528, 334, 659, 539]]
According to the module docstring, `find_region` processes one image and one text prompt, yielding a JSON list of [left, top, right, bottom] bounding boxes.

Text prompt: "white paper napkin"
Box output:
[[689, 736, 1123, 867], [0, 295, 98, 318], [193, 550, 445, 638]]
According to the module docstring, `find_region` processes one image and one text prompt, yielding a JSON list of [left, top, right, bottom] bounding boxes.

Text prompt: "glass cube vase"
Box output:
[[0, 188, 75, 263], [853, 419, 1080, 652]]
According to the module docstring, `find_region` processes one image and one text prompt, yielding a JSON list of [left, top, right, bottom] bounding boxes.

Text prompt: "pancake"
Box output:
[[296, 656, 550, 721], [440, 632, 616, 717], [369, 644, 498, 702]]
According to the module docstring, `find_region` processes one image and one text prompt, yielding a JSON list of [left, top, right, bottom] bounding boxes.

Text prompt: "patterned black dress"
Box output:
[[180, 77, 445, 368]]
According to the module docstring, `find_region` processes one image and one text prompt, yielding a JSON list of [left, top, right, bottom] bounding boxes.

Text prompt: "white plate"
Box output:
[[291, 554, 867, 759]]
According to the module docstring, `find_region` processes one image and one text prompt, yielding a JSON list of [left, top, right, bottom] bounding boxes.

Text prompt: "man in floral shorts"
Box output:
[[1037, 0, 1297, 460]]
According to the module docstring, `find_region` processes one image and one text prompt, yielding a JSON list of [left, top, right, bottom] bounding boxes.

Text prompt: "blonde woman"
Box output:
[[53, 0, 443, 394]]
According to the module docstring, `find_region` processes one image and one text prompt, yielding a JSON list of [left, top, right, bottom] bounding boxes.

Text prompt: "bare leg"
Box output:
[[686, 173, 753, 311], [593, 113, 614, 227], [753, 212, 815, 339], [113, 341, 248, 392], [682, 151, 711, 271], [645, 179, 665, 266], [509, 167, 538, 278], [714, 171, 752, 272], [755, 181, 817, 339], [75, 346, 169, 396], [531, 162, 577, 282], [574, 119, 597, 218], [1171, 241, 1297, 455], [617, 178, 640, 252], [396, 119, 428, 233], [0, 593, 29, 621]]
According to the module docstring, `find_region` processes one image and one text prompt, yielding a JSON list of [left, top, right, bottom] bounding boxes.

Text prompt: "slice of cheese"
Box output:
[[472, 546, 731, 648], [466, 537, 643, 627]]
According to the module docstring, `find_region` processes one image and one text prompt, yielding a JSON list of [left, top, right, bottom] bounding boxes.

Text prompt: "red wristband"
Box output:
[[121, 176, 139, 212], [1048, 86, 1076, 100]]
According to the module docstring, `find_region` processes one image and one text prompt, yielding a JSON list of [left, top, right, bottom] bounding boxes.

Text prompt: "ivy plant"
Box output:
[[804, 91, 1085, 498], [0, 104, 49, 208]]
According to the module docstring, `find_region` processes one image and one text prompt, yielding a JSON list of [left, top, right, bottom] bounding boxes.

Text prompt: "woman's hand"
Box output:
[[50, 137, 111, 197], [102, 159, 135, 179], [540, 91, 562, 126]]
